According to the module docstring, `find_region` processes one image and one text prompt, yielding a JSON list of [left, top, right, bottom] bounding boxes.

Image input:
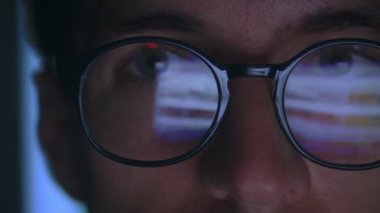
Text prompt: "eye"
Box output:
[[134, 49, 168, 79], [318, 49, 353, 75]]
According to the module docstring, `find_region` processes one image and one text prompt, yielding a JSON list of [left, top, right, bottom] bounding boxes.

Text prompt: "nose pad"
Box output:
[[200, 79, 311, 208]]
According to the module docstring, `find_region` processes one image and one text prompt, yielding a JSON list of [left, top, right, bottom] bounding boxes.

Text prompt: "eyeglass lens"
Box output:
[[284, 44, 380, 165], [81, 41, 380, 166], [81, 43, 219, 161]]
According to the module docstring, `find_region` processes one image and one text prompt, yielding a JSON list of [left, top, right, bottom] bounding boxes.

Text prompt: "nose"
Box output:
[[200, 78, 311, 210]]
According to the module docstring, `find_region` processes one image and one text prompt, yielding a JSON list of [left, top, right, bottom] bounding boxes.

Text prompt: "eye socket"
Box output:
[[134, 49, 168, 78], [318, 49, 353, 75]]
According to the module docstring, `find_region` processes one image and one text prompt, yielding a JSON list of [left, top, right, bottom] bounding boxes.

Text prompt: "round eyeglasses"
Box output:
[[60, 37, 380, 169]]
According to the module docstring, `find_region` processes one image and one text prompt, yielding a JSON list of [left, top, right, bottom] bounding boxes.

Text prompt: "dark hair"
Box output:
[[26, 0, 80, 57]]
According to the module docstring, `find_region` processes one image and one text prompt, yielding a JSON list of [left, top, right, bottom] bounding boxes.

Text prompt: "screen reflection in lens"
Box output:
[[284, 44, 380, 165], [82, 43, 219, 161]]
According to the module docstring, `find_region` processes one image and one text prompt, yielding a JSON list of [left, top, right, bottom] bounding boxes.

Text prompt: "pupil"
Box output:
[[137, 50, 168, 78]]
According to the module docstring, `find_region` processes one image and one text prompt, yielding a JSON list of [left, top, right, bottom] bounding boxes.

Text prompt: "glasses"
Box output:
[[59, 37, 380, 170]]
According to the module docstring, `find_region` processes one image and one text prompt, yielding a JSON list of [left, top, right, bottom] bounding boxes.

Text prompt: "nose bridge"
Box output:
[[201, 77, 311, 208], [225, 64, 278, 79], [222, 78, 303, 170]]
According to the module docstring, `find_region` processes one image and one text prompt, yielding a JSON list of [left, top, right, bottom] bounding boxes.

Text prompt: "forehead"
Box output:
[[78, 0, 330, 34], [73, 0, 379, 57], [83, 0, 352, 18]]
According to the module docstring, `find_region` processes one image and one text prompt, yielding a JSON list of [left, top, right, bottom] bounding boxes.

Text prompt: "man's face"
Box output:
[[40, 0, 380, 212]]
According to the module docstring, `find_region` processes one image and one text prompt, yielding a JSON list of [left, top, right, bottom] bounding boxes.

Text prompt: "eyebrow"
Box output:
[[299, 8, 380, 33], [113, 10, 207, 34]]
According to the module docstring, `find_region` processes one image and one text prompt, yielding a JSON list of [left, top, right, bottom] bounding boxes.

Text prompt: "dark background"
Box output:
[[0, 0, 21, 212]]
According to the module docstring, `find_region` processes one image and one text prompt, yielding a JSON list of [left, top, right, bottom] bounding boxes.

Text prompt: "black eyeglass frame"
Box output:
[[58, 36, 380, 170]]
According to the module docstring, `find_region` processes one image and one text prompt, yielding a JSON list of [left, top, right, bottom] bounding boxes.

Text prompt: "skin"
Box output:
[[36, 0, 380, 212]]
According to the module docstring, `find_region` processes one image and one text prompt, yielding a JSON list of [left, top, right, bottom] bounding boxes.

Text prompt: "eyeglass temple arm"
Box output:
[[225, 64, 278, 79]]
